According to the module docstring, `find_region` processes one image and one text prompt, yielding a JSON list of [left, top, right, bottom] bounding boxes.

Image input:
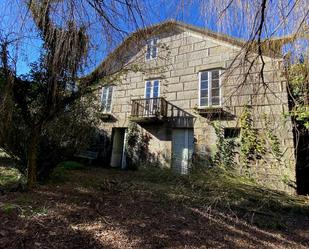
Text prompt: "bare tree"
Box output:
[[0, 0, 149, 187], [0, 0, 308, 188]]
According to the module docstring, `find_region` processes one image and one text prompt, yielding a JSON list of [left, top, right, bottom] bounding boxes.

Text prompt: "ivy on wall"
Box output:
[[212, 121, 236, 169], [210, 106, 284, 175], [209, 106, 288, 187], [125, 122, 152, 170], [263, 115, 283, 161], [239, 106, 265, 169], [287, 63, 309, 130]]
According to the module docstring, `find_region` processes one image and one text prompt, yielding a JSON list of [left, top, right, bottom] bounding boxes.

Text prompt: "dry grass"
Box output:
[[0, 166, 25, 190], [0, 165, 308, 248]]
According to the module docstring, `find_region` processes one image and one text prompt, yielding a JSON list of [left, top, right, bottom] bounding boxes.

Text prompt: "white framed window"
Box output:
[[101, 85, 114, 113], [144, 79, 160, 115], [145, 79, 160, 98], [145, 38, 158, 60], [199, 69, 221, 107]]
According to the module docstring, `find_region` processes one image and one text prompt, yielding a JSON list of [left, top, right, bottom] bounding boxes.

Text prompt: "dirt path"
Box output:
[[0, 168, 308, 249]]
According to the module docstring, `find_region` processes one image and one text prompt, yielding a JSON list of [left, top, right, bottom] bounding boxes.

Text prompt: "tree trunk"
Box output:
[[27, 128, 40, 188]]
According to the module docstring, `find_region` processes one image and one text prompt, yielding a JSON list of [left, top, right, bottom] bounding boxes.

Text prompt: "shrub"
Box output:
[[57, 161, 85, 170], [0, 166, 26, 192]]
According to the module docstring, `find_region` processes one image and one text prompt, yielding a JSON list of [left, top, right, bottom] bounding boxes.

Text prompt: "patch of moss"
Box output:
[[0, 167, 26, 190], [0, 149, 10, 158], [49, 161, 86, 183], [1, 203, 17, 215], [57, 161, 85, 170], [15, 196, 32, 205]]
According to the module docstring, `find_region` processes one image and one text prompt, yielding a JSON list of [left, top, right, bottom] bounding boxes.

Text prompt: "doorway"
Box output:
[[110, 128, 127, 169], [172, 129, 194, 174]]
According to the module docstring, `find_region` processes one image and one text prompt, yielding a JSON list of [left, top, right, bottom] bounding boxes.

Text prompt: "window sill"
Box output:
[[145, 57, 158, 62], [196, 106, 235, 120], [197, 106, 223, 114]]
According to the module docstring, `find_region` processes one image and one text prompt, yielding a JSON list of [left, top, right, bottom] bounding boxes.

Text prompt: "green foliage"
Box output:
[[132, 166, 309, 227], [57, 161, 85, 170], [287, 63, 309, 130], [290, 105, 309, 130], [0, 62, 101, 179], [288, 63, 308, 100], [0, 203, 17, 215], [0, 166, 26, 190], [0, 68, 18, 160], [2, 166, 309, 236], [263, 115, 283, 161], [212, 122, 236, 169], [135, 166, 178, 184], [50, 161, 85, 183], [125, 122, 153, 170], [32, 91, 101, 180], [211, 110, 285, 182], [240, 106, 265, 169]]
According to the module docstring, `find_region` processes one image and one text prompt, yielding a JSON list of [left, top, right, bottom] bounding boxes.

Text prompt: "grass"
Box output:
[[0, 147, 25, 192], [0, 203, 17, 215], [49, 160, 86, 183], [3, 162, 309, 230], [49, 164, 309, 214], [57, 161, 85, 170], [1, 165, 309, 248], [0, 148, 10, 158], [46, 164, 309, 230], [0, 166, 25, 189], [82, 166, 309, 230]]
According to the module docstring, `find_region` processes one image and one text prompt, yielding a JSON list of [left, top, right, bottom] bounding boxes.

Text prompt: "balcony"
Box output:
[[131, 97, 194, 128], [131, 97, 167, 122]]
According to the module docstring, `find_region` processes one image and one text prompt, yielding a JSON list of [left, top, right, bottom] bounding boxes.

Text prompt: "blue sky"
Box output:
[[0, 0, 237, 76], [0, 0, 305, 76]]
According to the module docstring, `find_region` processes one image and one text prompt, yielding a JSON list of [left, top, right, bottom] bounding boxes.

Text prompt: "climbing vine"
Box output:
[[212, 122, 236, 169], [287, 63, 309, 130], [211, 108, 284, 178], [125, 122, 152, 170], [239, 106, 265, 169], [263, 115, 283, 161]]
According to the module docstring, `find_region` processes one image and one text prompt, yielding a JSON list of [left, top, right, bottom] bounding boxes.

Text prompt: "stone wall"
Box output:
[[97, 27, 296, 193]]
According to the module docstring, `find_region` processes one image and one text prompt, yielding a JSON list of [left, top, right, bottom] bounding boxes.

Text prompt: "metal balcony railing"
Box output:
[[131, 97, 194, 127], [131, 97, 168, 118]]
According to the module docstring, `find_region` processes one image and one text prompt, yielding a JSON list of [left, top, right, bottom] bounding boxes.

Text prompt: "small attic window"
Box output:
[[146, 38, 158, 60]]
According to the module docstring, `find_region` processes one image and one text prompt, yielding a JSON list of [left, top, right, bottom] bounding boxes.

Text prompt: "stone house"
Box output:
[[89, 21, 296, 193]]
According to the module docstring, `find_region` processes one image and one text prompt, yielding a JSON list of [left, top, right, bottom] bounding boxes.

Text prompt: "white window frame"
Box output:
[[145, 38, 158, 61], [144, 79, 160, 98], [101, 85, 114, 113], [198, 69, 222, 108]]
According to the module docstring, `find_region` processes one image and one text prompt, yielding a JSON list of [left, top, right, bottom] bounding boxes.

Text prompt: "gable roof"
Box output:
[[83, 20, 288, 83], [164, 20, 246, 47], [83, 20, 246, 83]]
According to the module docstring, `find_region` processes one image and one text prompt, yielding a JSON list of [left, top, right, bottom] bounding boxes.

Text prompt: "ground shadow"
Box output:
[[0, 169, 308, 249]]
